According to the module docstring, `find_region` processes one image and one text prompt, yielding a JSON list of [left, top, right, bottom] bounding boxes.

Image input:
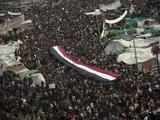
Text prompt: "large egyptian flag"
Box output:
[[50, 46, 119, 81]]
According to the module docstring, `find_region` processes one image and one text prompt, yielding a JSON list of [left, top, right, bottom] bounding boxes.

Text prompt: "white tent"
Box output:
[[117, 47, 155, 65], [104, 41, 125, 55], [99, 0, 121, 11], [113, 37, 160, 48], [0, 41, 45, 86], [0, 15, 32, 35], [30, 73, 46, 86]]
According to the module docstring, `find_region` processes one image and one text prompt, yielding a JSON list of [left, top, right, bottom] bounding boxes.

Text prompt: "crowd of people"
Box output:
[[0, 60, 160, 120], [0, 0, 160, 120]]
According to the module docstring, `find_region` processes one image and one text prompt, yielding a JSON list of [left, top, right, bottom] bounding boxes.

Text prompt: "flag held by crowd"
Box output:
[[50, 46, 119, 81]]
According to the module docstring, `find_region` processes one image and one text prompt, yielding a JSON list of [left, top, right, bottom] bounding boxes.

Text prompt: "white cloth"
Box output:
[[105, 10, 128, 24], [31, 73, 46, 86], [117, 47, 155, 64], [0, 41, 20, 66], [105, 41, 125, 55], [99, 0, 121, 11], [84, 9, 102, 16], [49, 83, 56, 89], [0, 15, 32, 35], [8, 11, 22, 16], [114, 37, 160, 48]]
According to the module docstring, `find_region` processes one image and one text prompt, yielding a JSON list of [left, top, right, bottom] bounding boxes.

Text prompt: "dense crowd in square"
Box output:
[[0, 0, 160, 119]]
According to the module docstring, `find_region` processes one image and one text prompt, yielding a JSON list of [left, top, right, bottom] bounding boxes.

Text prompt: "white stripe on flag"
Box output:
[[53, 46, 116, 80]]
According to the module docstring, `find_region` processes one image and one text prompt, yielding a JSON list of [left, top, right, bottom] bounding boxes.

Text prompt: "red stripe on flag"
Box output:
[[56, 46, 119, 79]]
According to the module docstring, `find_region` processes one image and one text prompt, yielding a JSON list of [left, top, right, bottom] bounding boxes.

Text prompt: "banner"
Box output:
[[50, 46, 119, 81]]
